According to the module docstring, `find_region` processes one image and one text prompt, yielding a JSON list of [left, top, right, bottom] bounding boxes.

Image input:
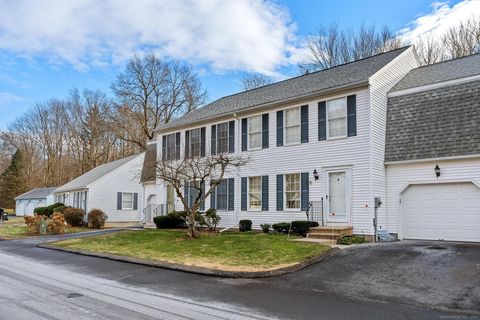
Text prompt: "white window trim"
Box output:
[[326, 97, 348, 140], [247, 116, 262, 151], [188, 128, 201, 158], [283, 106, 301, 146], [216, 122, 230, 154], [121, 192, 134, 210], [165, 133, 177, 161], [284, 173, 302, 211], [247, 176, 262, 211], [213, 179, 229, 211]]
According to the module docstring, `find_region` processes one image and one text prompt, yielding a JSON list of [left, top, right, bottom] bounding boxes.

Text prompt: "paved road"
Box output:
[[0, 238, 477, 320]]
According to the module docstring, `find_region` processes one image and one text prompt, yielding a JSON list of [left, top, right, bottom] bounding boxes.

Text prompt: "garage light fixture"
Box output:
[[434, 165, 441, 178], [313, 169, 319, 181]]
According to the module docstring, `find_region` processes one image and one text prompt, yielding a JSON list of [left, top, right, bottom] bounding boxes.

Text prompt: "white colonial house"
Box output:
[[54, 154, 145, 224], [15, 187, 57, 216], [142, 47, 480, 242], [143, 46, 418, 238]]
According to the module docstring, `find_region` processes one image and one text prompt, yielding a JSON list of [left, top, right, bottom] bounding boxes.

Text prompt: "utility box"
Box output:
[[374, 197, 382, 208], [39, 219, 47, 234]]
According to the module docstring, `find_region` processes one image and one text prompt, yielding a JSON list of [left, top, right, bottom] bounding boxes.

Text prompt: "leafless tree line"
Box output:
[[0, 54, 206, 196], [300, 16, 480, 72]]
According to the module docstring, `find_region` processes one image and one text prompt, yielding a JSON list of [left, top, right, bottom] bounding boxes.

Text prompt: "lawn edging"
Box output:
[[37, 242, 339, 278]]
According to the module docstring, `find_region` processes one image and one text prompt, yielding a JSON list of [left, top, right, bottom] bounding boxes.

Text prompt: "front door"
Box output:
[[327, 171, 348, 224]]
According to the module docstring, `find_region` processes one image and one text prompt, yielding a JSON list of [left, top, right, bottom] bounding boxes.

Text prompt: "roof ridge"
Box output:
[[413, 52, 480, 70], [214, 46, 411, 102]]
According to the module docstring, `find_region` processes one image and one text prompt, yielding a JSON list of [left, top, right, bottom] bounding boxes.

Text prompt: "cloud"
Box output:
[[0, 0, 297, 75], [399, 0, 480, 42], [0, 92, 23, 108]]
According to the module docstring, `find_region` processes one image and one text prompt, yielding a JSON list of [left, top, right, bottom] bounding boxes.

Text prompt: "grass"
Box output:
[[0, 216, 90, 239], [53, 229, 330, 271]]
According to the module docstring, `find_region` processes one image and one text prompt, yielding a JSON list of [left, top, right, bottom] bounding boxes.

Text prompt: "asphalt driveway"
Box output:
[[281, 240, 480, 313]]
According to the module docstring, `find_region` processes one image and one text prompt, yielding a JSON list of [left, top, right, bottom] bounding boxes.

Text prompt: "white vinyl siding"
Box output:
[[121, 192, 134, 210], [248, 176, 262, 210], [284, 107, 300, 145], [248, 116, 262, 150], [285, 173, 301, 210], [327, 97, 347, 138]]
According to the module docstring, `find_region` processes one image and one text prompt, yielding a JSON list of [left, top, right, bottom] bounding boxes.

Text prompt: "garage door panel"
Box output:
[[402, 183, 480, 242]]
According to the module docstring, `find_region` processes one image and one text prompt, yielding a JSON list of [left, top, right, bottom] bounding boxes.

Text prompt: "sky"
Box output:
[[0, 0, 478, 129]]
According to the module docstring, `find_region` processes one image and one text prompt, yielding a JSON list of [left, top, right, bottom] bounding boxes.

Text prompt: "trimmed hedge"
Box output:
[[63, 207, 84, 227], [260, 223, 271, 233], [272, 222, 290, 234], [239, 219, 252, 232], [87, 209, 108, 229], [153, 211, 187, 229], [337, 235, 367, 245], [34, 206, 48, 216]]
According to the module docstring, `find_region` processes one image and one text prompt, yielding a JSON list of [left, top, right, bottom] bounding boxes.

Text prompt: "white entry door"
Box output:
[[402, 182, 480, 242], [326, 171, 349, 224]]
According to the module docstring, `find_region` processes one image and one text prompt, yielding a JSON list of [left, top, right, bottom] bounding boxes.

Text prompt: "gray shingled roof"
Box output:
[[140, 142, 157, 183], [391, 53, 480, 92], [15, 187, 57, 200], [55, 154, 140, 193], [385, 79, 480, 162], [158, 47, 410, 132]]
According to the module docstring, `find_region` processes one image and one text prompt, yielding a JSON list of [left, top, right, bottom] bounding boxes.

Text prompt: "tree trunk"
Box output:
[[186, 210, 199, 239]]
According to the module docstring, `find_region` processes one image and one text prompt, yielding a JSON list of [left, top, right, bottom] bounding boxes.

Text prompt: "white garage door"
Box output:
[[402, 182, 480, 242]]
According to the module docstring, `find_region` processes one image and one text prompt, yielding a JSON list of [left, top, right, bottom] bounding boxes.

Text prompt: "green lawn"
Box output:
[[0, 217, 89, 239], [53, 229, 330, 271]]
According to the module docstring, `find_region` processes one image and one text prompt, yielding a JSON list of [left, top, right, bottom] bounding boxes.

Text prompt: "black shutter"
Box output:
[[175, 132, 181, 160], [261, 175, 269, 211], [210, 180, 216, 209], [117, 192, 122, 210], [133, 193, 138, 210], [228, 178, 235, 211], [276, 110, 283, 146], [162, 135, 167, 160], [200, 182, 205, 211], [211, 125, 217, 155], [228, 120, 235, 153], [276, 174, 283, 211], [262, 113, 269, 149], [241, 177, 247, 211], [241, 118, 248, 151], [184, 130, 190, 159], [347, 95, 357, 137], [200, 127, 206, 157], [318, 101, 326, 141], [301, 172, 309, 211], [301, 105, 309, 143]]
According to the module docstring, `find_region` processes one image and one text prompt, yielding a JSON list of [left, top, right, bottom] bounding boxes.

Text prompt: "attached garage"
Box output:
[[14, 187, 57, 216], [401, 182, 480, 242]]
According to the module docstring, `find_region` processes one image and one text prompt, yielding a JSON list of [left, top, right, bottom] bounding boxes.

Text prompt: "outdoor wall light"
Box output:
[[313, 169, 319, 181], [434, 165, 441, 178]]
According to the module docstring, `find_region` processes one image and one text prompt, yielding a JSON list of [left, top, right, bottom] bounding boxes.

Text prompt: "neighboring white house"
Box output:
[[54, 154, 145, 223], [143, 46, 420, 238], [15, 187, 57, 216], [384, 53, 480, 242]]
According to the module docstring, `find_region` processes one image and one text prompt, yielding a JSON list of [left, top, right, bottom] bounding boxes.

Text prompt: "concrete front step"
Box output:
[[307, 226, 353, 240], [307, 233, 342, 240]]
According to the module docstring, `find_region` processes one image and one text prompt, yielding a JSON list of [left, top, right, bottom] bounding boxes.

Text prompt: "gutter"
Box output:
[[156, 80, 369, 134]]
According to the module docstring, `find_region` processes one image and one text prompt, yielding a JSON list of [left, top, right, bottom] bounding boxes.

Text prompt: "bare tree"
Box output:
[[443, 15, 480, 59], [241, 72, 274, 91], [299, 22, 405, 73], [111, 55, 207, 150], [156, 154, 248, 238], [414, 35, 446, 65], [299, 23, 402, 72]]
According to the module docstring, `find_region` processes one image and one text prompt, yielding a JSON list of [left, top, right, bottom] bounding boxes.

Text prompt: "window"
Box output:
[[285, 173, 301, 209], [327, 98, 347, 138], [248, 176, 262, 210], [165, 133, 177, 160], [187, 181, 203, 207], [248, 116, 262, 149], [189, 128, 201, 158], [217, 122, 229, 154], [284, 107, 300, 145], [215, 179, 228, 211], [122, 192, 134, 210]]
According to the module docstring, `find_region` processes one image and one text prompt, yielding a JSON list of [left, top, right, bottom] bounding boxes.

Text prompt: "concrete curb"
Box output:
[[37, 243, 339, 278]]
